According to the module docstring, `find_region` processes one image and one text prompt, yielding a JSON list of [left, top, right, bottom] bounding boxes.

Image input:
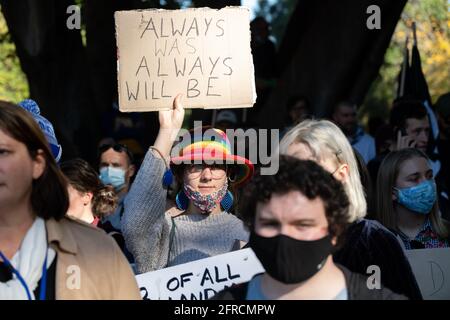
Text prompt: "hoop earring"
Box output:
[[221, 191, 234, 212], [175, 190, 189, 211]]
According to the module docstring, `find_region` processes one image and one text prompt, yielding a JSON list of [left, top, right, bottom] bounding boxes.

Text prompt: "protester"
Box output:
[[60, 158, 117, 226], [61, 158, 134, 262], [353, 148, 375, 218], [122, 94, 254, 274], [376, 148, 450, 249], [0, 101, 140, 300], [247, 16, 277, 124], [331, 101, 376, 163], [369, 98, 449, 218], [98, 142, 136, 231], [367, 123, 395, 188], [369, 99, 434, 174], [213, 156, 406, 300], [17, 99, 63, 163], [436, 92, 450, 167], [390, 99, 431, 154], [435, 92, 450, 219], [281, 95, 312, 138], [279, 119, 422, 299], [215, 110, 238, 131]]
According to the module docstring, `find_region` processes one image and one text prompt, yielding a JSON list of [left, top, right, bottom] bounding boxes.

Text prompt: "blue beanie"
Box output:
[[18, 99, 63, 162]]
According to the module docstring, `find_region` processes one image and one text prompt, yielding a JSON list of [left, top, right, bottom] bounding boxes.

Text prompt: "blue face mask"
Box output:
[[99, 166, 126, 191], [395, 180, 437, 214]]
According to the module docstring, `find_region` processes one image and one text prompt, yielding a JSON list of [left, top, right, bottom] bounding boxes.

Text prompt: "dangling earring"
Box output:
[[221, 191, 234, 212], [175, 189, 189, 211], [163, 168, 174, 188]]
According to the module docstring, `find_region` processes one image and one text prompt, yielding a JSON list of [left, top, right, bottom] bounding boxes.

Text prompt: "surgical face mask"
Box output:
[[99, 166, 126, 191], [394, 180, 437, 214], [249, 232, 333, 284]]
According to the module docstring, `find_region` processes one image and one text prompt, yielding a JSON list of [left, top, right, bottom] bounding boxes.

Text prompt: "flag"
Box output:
[[409, 23, 432, 106], [396, 36, 412, 99], [410, 23, 439, 157]]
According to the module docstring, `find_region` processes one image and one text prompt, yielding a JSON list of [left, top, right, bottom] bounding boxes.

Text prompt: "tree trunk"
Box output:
[[257, 0, 407, 129]]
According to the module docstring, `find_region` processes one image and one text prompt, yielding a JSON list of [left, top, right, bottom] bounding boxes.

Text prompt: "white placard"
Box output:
[[405, 248, 450, 300], [136, 248, 265, 300]]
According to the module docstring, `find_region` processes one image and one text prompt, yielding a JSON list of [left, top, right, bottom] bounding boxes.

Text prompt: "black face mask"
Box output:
[[249, 231, 334, 284]]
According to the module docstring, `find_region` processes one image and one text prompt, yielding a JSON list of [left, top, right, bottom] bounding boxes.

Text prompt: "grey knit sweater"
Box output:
[[122, 149, 249, 274]]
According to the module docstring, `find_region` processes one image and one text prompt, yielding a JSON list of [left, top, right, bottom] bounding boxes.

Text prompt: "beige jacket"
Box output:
[[45, 217, 141, 300]]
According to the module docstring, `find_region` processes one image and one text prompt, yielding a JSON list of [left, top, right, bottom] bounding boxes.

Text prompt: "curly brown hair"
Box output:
[[239, 155, 351, 245]]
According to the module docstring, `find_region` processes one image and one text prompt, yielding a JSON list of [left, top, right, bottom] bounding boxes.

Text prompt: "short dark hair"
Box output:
[[250, 16, 269, 30], [286, 95, 310, 112], [60, 158, 118, 217], [98, 143, 134, 166], [0, 101, 69, 220], [390, 99, 427, 129], [239, 155, 351, 245], [332, 100, 356, 115]]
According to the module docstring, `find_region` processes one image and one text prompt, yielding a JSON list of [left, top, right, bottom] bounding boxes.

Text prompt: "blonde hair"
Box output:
[[280, 119, 367, 222], [376, 148, 449, 238]]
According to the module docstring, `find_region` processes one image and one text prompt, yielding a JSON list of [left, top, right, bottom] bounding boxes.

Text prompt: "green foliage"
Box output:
[[360, 0, 450, 125], [0, 7, 29, 103], [253, 0, 449, 127]]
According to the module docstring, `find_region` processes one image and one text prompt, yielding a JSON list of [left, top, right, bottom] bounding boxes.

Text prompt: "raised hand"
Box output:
[[159, 93, 185, 131], [154, 94, 185, 159]]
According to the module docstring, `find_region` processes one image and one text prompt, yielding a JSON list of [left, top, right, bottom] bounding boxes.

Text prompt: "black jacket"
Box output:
[[333, 219, 422, 300], [211, 264, 407, 300]]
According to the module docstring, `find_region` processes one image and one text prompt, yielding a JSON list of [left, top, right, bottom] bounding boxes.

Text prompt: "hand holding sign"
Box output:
[[154, 93, 185, 159], [159, 93, 185, 130]]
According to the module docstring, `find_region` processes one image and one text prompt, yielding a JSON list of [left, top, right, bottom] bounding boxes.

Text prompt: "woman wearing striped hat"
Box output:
[[122, 94, 254, 274]]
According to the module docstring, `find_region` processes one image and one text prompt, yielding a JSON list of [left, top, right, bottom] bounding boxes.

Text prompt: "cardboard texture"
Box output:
[[115, 7, 256, 112], [135, 248, 265, 300], [405, 248, 450, 300]]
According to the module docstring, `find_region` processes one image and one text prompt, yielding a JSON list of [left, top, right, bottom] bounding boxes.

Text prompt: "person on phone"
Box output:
[[368, 98, 449, 219]]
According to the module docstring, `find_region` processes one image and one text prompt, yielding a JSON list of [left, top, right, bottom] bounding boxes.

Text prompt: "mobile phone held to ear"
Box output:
[[396, 127, 415, 147], [396, 127, 408, 137]]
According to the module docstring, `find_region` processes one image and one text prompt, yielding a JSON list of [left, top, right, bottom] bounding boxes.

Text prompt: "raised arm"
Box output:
[[121, 94, 185, 273]]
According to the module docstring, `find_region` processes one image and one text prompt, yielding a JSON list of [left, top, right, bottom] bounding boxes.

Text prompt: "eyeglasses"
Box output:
[[185, 163, 227, 179], [98, 143, 134, 164]]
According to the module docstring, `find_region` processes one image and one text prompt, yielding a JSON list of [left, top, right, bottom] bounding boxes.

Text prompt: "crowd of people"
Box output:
[[0, 84, 449, 300], [0, 7, 449, 300]]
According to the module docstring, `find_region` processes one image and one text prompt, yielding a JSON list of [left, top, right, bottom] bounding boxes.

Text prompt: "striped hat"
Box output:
[[170, 128, 254, 187]]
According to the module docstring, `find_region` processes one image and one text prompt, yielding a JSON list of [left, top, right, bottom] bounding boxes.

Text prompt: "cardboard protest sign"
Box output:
[[405, 248, 450, 299], [115, 7, 256, 112], [135, 248, 265, 300]]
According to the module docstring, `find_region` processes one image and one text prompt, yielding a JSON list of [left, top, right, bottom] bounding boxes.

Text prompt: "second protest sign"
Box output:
[[135, 248, 264, 300]]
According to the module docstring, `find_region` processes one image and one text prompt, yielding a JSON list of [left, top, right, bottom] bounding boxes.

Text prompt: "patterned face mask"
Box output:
[[183, 180, 228, 214], [394, 180, 437, 214]]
